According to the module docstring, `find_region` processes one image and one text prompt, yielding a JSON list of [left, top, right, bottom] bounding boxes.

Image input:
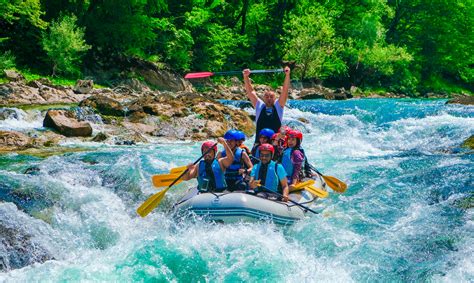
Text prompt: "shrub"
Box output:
[[42, 14, 91, 76]]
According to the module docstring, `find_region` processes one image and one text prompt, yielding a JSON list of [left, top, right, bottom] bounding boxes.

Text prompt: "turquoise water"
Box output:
[[1, 99, 473, 282]]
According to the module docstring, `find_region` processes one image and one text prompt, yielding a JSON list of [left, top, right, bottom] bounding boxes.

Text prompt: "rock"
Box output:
[[43, 110, 93, 137], [122, 121, 157, 135], [0, 82, 87, 105], [125, 57, 192, 91], [24, 166, 41, 175], [350, 85, 362, 95], [3, 70, 25, 82], [92, 132, 108, 142], [30, 130, 63, 147], [38, 85, 76, 103], [461, 135, 474, 149], [73, 79, 94, 94], [0, 108, 19, 120], [297, 117, 310, 124], [446, 96, 474, 105], [0, 130, 31, 150], [117, 78, 151, 93], [79, 95, 125, 116], [114, 132, 147, 145]]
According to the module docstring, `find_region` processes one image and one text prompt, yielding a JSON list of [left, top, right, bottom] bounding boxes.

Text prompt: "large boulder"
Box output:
[[79, 95, 125, 116], [125, 57, 192, 91], [43, 110, 93, 137]]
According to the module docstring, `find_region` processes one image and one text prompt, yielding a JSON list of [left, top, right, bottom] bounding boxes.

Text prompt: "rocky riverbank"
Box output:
[[1, 68, 473, 156], [0, 70, 256, 154]]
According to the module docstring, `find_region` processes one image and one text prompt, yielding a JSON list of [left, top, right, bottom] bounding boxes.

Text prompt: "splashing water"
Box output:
[[0, 99, 473, 281]]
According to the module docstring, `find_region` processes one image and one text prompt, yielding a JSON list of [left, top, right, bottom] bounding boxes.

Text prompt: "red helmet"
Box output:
[[287, 129, 303, 142], [201, 141, 217, 153], [258, 143, 274, 154], [271, 133, 279, 140]]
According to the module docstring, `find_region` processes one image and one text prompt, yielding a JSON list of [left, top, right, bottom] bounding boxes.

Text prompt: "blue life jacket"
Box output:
[[254, 160, 280, 192], [282, 148, 294, 177], [221, 148, 243, 182], [281, 147, 306, 183], [198, 159, 227, 191]]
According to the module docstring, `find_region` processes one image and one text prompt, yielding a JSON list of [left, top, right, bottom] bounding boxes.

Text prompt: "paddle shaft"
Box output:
[[185, 69, 284, 79], [308, 164, 324, 178], [259, 185, 319, 214], [214, 69, 284, 76]]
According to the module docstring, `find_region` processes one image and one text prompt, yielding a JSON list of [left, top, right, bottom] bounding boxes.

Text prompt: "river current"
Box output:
[[0, 99, 473, 282]]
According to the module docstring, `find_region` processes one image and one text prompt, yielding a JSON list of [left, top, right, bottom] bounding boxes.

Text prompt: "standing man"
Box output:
[[243, 66, 291, 144]]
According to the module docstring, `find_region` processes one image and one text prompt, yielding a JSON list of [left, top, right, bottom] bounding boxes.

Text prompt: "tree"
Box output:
[[282, 3, 346, 80], [42, 14, 91, 76]]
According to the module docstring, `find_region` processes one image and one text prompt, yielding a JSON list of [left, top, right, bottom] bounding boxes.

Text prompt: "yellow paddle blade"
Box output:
[[322, 175, 347, 193], [136, 187, 170, 217], [152, 173, 183, 187], [289, 179, 316, 192], [170, 166, 187, 174], [305, 185, 329, 198]]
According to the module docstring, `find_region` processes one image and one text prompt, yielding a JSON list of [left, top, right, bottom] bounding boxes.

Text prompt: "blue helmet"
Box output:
[[224, 129, 239, 140], [259, 128, 275, 139], [235, 130, 246, 141]]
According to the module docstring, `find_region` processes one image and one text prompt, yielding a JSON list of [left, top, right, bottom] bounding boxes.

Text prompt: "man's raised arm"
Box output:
[[243, 69, 258, 108], [278, 66, 291, 108]]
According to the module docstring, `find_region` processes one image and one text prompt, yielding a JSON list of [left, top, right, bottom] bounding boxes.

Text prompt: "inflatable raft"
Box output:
[[172, 175, 326, 225]]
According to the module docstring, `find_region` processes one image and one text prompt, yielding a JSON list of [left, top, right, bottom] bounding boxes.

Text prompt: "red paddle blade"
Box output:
[[184, 72, 215, 79]]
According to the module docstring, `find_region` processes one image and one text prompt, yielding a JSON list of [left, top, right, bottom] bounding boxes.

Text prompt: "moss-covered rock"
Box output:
[[461, 135, 474, 149]]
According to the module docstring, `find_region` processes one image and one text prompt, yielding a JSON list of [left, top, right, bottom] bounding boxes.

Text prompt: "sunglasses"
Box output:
[[260, 153, 272, 158]]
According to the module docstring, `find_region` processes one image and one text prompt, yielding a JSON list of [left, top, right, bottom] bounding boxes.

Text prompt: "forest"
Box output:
[[1, 0, 473, 95]]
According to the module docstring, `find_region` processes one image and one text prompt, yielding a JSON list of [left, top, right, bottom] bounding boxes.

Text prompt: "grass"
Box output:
[[422, 76, 474, 96], [1, 68, 107, 88]]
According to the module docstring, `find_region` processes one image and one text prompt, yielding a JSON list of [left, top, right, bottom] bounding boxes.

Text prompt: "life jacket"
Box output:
[[198, 159, 227, 191], [281, 147, 306, 183], [255, 103, 281, 143], [221, 147, 243, 182], [253, 160, 280, 192]]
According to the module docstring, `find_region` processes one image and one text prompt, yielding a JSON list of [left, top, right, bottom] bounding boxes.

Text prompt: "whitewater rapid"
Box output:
[[0, 99, 473, 281]]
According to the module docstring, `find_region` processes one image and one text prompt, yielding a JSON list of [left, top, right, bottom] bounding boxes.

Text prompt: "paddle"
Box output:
[[152, 173, 183, 187], [169, 166, 187, 174], [185, 69, 284, 79], [309, 164, 347, 193], [258, 185, 319, 215], [289, 179, 315, 192], [305, 185, 329, 198], [137, 143, 218, 217]]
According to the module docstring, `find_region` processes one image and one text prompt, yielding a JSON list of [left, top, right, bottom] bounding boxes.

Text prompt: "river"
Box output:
[[1, 99, 473, 281]]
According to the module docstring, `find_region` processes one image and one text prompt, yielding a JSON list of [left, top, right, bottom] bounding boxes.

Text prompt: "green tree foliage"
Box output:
[[386, 0, 474, 91], [282, 3, 346, 81], [42, 14, 91, 76], [83, 0, 160, 57], [0, 0, 47, 66], [1, 0, 471, 94]]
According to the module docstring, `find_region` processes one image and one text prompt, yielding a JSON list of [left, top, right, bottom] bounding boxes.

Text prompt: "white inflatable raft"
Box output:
[[172, 175, 326, 225]]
